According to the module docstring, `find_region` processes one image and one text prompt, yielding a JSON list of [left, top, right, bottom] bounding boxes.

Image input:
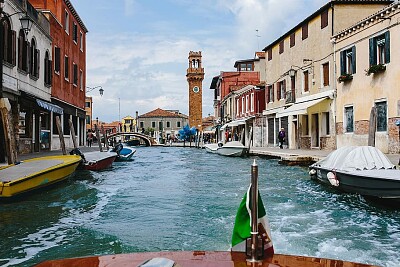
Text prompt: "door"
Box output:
[[267, 118, 274, 145], [280, 116, 289, 147], [311, 113, 319, 148]]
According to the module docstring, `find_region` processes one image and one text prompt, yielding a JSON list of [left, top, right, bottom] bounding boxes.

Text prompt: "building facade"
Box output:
[[138, 108, 188, 143], [261, 0, 391, 150], [333, 2, 400, 153], [0, 0, 54, 160], [85, 96, 92, 130], [30, 0, 88, 150]]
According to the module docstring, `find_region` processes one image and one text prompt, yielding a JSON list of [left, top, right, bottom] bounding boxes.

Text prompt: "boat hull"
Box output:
[[115, 147, 136, 161], [204, 144, 218, 154], [35, 251, 378, 267], [217, 147, 246, 157], [310, 166, 400, 199], [81, 151, 117, 171], [0, 155, 81, 198]]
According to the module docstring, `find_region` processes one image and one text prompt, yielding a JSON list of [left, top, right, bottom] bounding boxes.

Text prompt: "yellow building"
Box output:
[[261, 0, 390, 150], [121, 115, 136, 132], [333, 2, 400, 153]]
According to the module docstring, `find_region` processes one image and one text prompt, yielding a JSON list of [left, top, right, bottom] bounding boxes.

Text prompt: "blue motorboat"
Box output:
[[111, 143, 136, 161]]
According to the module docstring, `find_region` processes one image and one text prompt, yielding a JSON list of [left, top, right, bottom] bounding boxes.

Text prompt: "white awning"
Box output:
[[276, 98, 328, 118], [263, 107, 284, 116], [220, 118, 248, 130], [36, 99, 63, 114]]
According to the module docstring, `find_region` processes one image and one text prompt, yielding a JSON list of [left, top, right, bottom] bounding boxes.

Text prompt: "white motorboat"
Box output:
[[205, 141, 247, 157]]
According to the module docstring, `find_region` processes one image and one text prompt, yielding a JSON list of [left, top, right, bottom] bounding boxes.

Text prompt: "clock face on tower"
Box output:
[[193, 86, 199, 93]]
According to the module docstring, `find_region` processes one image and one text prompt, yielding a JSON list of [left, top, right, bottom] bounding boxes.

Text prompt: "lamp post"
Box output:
[[86, 86, 104, 96], [0, 3, 33, 163]]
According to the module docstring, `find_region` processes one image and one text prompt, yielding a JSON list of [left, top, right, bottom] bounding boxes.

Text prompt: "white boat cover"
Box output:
[[313, 146, 395, 171]]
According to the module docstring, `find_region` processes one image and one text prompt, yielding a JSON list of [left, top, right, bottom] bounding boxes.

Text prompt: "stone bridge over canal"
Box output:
[[107, 132, 156, 147]]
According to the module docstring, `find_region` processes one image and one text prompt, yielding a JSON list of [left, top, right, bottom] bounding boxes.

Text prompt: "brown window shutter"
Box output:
[[323, 63, 329, 86], [266, 86, 270, 103], [11, 30, 16, 65], [49, 60, 53, 84], [268, 49, 272, 61], [321, 9, 328, 29], [36, 49, 40, 78], [272, 84, 274, 101], [279, 41, 284, 54], [302, 23, 308, 40], [290, 32, 295, 47], [304, 71, 309, 92], [277, 82, 281, 100]]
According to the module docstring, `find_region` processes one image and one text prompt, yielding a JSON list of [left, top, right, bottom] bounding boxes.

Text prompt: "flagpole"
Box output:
[[249, 159, 259, 262]]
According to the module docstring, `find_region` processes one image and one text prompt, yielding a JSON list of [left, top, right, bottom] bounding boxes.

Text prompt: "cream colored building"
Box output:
[[333, 2, 400, 154], [261, 0, 390, 150]]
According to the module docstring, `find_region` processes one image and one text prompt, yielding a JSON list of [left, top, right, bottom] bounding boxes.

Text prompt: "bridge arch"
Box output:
[[107, 132, 156, 147]]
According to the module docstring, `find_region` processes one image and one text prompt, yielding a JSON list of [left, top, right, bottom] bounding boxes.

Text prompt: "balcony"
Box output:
[[285, 90, 295, 104]]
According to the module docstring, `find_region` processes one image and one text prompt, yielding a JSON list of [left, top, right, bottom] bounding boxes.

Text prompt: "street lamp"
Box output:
[[86, 86, 104, 96]]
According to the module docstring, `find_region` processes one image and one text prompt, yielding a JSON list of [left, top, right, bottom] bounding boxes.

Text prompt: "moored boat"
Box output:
[[309, 146, 400, 200], [204, 141, 247, 157], [112, 143, 136, 161], [80, 151, 118, 171], [0, 155, 82, 198]]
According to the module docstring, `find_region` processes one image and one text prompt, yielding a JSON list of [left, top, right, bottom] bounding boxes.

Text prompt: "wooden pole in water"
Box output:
[[68, 119, 78, 149], [101, 125, 109, 150], [55, 116, 67, 155], [0, 98, 17, 164], [248, 159, 260, 262], [95, 124, 103, 152], [368, 107, 377, 147]]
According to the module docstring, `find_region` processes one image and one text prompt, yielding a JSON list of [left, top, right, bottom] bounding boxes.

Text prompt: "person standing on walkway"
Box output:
[[278, 128, 285, 149], [87, 130, 93, 147]]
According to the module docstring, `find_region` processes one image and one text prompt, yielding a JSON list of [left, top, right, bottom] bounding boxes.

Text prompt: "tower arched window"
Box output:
[[30, 38, 40, 78], [18, 29, 28, 72], [1, 18, 16, 65], [44, 50, 52, 86]]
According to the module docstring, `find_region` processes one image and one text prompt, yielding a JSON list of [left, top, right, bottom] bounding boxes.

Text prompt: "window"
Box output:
[[158, 121, 163, 130], [340, 46, 356, 75], [303, 70, 309, 92], [302, 23, 308, 40], [322, 62, 329, 87], [140, 122, 144, 128], [85, 101, 90, 108], [239, 63, 252, 71], [73, 63, 78, 85], [236, 99, 239, 115], [369, 32, 390, 66], [250, 93, 254, 112], [321, 9, 328, 29], [1, 18, 16, 65], [241, 97, 244, 114], [54, 47, 60, 73], [80, 70, 83, 90], [322, 112, 330, 135], [375, 101, 387, 132], [86, 115, 90, 125], [73, 22, 78, 43], [63, 114, 70, 135], [246, 95, 249, 113], [65, 10, 69, 34], [44, 51, 52, 86], [177, 121, 181, 128], [166, 121, 170, 128], [279, 40, 284, 54], [30, 39, 40, 78], [267, 48, 272, 61], [80, 31, 83, 51], [64, 55, 69, 80], [290, 32, 295, 47], [344, 106, 354, 133], [267, 85, 274, 103], [18, 29, 28, 72], [277, 80, 286, 100], [151, 121, 156, 128]]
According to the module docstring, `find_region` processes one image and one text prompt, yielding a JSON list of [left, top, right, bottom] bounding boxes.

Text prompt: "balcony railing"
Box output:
[[285, 90, 295, 104]]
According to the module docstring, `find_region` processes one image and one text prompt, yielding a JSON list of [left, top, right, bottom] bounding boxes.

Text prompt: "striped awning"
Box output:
[[36, 99, 63, 114]]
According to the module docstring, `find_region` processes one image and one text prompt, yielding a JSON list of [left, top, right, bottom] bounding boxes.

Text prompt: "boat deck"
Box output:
[[0, 159, 64, 182]]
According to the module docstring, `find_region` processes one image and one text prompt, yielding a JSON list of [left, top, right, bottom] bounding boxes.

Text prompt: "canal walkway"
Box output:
[[2, 143, 399, 167]]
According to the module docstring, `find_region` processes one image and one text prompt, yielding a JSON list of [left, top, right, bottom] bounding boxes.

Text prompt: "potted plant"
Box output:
[[365, 64, 386, 76], [337, 73, 353, 83]]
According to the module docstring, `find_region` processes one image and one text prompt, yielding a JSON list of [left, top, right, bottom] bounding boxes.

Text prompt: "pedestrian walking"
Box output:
[[278, 128, 285, 149], [87, 130, 93, 147]]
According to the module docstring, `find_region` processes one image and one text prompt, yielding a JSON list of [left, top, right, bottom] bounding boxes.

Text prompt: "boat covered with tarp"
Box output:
[[309, 146, 400, 199]]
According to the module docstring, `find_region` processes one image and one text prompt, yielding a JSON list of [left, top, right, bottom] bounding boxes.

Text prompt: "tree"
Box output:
[[178, 124, 197, 147]]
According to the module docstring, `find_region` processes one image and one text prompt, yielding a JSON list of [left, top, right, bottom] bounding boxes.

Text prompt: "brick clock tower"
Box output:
[[186, 51, 205, 130]]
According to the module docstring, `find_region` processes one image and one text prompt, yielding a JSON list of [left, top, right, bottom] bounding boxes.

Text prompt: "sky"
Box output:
[[70, 0, 327, 123]]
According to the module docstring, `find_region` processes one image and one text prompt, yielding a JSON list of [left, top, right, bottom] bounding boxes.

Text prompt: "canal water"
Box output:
[[0, 146, 399, 267]]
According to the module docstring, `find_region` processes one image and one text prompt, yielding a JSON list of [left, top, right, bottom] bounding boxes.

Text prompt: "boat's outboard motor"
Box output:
[[70, 148, 86, 162], [112, 143, 123, 155]]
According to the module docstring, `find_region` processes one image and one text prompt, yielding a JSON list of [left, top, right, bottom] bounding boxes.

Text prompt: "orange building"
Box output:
[[29, 0, 88, 149]]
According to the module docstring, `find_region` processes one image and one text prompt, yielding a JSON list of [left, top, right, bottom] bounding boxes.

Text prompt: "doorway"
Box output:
[[311, 113, 319, 148]]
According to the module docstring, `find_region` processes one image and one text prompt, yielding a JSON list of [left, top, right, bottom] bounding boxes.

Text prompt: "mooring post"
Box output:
[[248, 159, 260, 262]]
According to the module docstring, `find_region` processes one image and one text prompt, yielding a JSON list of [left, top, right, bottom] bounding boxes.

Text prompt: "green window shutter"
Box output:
[[351, 46, 356, 74], [340, 51, 345, 75], [385, 31, 390, 64], [369, 38, 376, 66]]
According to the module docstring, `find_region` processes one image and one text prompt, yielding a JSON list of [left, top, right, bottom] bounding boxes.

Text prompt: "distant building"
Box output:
[[85, 97, 92, 130], [121, 115, 136, 132], [138, 108, 188, 142]]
